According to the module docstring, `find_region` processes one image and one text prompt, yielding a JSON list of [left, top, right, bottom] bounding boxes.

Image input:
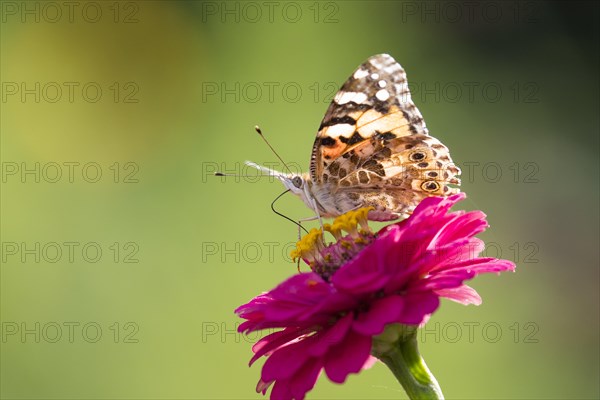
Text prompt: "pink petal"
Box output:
[[323, 330, 372, 383], [307, 314, 353, 357], [435, 285, 482, 305], [433, 210, 488, 246], [332, 235, 394, 294], [256, 379, 272, 395], [289, 358, 322, 400], [250, 327, 309, 365], [270, 380, 294, 400], [352, 295, 404, 336], [397, 291, 440, 325], [362, 355, 378, 369], [261, 341, 311, 382]]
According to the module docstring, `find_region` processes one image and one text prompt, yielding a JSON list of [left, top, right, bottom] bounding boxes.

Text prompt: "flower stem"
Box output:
[[374, 326, 444, 400]]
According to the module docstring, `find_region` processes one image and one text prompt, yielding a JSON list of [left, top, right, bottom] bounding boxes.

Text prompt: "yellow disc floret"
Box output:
[[290, 228, 325, 264], [353, 207, 374, 233], [291, 208, 375, 266], [323, 223, 342, 241]]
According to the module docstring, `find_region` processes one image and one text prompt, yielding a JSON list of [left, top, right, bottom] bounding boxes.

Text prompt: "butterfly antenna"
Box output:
[[214, 172, 272, 177], [255, 125, 293, 174], [271, 189, 309, 234]]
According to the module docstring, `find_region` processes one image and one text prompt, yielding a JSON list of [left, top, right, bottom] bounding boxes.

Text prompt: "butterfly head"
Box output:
[[279, 174, 308, 197], [245, 161, 314, 207]]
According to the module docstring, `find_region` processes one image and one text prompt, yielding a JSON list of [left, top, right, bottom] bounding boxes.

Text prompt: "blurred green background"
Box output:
[[1, 1, 598, 399]]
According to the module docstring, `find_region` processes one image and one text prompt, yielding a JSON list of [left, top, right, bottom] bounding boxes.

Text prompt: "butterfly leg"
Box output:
[[297, 215, 319, 241], [309, 197, 325, 232]]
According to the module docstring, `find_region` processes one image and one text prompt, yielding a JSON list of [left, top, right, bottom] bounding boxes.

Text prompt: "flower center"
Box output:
[[291, 207, 376, 280]]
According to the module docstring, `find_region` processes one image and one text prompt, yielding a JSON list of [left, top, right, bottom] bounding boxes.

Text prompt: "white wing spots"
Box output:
[[323, 123, 355, 138], [334, 91, 368, 105], [370, 73, 379, 80], [353, 68, 369, 79], [378, 80, 387, 88], [376, 89, 390, 101]]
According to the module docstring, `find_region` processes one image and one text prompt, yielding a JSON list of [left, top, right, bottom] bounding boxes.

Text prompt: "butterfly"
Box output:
[[248, 54, 461, 223]]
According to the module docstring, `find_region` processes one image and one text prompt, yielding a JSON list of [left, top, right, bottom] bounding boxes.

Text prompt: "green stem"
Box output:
[[373, 326, 444, 400]]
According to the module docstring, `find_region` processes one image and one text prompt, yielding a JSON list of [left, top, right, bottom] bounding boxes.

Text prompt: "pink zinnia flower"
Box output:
[[236, 193, 515, 400]]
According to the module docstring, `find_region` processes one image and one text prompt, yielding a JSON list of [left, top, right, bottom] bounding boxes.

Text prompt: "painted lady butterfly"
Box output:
[[248, 54, 461, 222]]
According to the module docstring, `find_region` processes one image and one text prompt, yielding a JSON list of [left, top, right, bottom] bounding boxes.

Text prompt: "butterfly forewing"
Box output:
[[308, 54, 461, 221]]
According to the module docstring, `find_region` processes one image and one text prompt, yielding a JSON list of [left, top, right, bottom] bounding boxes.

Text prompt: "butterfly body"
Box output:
[[248, 54, 460, 222]]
